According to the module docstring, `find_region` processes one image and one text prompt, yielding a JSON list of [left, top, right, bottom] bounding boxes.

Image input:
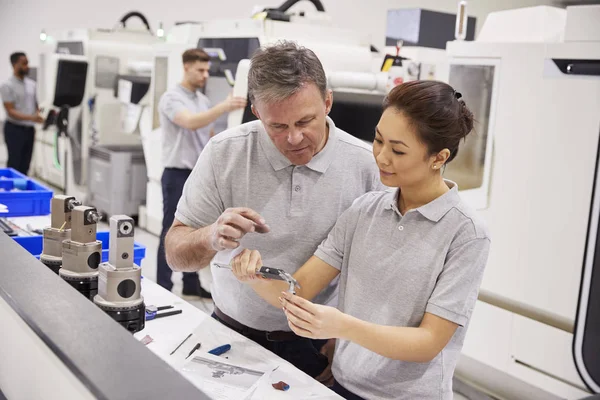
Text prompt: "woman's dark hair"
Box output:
[[382, 80, 474, 164]]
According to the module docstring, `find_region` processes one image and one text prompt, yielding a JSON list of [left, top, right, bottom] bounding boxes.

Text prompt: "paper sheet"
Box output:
[[180, 353, 269, 400], [181, 317, 336, 400]]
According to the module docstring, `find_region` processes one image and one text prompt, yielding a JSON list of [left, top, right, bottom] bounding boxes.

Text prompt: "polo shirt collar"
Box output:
[[178, 84, 198, 99], [384, 180, 461, 222]]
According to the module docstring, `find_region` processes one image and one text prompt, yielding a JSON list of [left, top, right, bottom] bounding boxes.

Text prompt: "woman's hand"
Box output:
[[231, 249, 264, 283], [279, 291, 347, 340]]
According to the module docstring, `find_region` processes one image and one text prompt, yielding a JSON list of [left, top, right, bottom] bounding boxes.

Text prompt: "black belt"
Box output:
[[5, 121, 34, 130], [213, 305, 299, 342], [163, 167, 192, 172]]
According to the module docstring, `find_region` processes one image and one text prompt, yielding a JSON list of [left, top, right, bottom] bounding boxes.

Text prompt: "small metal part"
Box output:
[[66, 197, 81, 211], [86, 210, 101, 224], [170, 333, 193, 356], [214, 263, 300, 293]]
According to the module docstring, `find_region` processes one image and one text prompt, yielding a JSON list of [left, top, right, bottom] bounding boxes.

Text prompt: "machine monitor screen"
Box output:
[[197, 37, 260, 78], [53, 59, 88, 108], [328, 91, 383, 143], [198, 37, 260, 134]]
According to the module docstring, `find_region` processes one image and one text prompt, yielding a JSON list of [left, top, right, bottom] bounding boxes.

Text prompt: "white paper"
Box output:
[[180, 353, 267, 400]]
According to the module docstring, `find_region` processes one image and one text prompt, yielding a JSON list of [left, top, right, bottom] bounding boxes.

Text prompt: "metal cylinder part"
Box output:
[[41, 227, 71, 259], [95, 263, 143, 306], [61, 240, 102, 275]]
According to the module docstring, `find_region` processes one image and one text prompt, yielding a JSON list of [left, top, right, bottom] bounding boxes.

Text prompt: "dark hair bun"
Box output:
[[459, 100, 474, 139]]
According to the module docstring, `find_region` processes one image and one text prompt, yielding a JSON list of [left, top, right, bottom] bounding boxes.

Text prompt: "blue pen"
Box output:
[[208, 344, 231, 356]]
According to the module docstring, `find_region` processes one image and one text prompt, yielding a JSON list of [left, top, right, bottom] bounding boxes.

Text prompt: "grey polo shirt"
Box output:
[[158, 84, 213, 169], [175, 116, 385, 331], [315, 181, 490, 399], [0, 76, 37, 127]]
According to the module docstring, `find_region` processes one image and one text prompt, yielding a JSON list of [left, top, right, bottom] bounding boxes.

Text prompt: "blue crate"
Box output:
[[12, 231, 146, 267], [0, 168, 53, 217]]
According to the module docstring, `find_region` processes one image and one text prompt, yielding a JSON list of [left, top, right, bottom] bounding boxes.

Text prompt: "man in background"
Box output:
[[0, 52, 43, 175], [157, 48, 246, 298]]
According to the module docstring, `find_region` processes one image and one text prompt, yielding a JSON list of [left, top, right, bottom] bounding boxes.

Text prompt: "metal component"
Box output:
[[71, 206, 100, 243], [478, 289, 574, 334], [42, 195, 81, 273], [50, 195, 79, 229], [214, 263, 300, 294], [58, 203, 101, 300], [87, 211, 101, 224], [94, 215, 144, 334]]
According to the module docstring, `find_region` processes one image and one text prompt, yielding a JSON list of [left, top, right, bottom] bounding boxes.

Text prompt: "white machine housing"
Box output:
[[35, 28, 159, 201], [444, 5, 600, 399]]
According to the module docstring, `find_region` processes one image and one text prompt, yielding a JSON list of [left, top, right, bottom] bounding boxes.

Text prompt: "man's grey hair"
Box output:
[[247, 40, 328, 105]]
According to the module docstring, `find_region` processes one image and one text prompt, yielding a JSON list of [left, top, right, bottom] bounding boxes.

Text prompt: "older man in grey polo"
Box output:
[[0, 52, 43, 175], [165, 41, 385, 378]]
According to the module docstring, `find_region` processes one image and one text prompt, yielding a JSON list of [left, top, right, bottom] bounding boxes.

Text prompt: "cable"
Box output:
[[118, 11, 152, 33], [275, 0, 325, 12]]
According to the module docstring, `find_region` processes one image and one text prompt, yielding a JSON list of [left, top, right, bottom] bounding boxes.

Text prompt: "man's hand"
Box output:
[[32, 113, 44, 124], [315, 339, 336, 387], [221, 93, 247, 112], [279, 292, 347, 340], [209, 207, 270, 251], [231, 249, 264, 283]]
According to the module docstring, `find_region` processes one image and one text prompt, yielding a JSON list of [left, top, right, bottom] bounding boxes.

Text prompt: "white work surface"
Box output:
[[134, 278, 342, 400]]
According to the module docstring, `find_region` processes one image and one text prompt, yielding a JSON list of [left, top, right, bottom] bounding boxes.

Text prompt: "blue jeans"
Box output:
[[4, 121, 34, 175]]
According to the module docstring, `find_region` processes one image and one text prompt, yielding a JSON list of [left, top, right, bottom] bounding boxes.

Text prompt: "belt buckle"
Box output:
[[265, 331, 279, 342]]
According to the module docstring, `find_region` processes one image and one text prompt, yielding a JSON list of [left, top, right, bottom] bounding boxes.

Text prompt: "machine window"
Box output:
[[445, 64, 495, 192]]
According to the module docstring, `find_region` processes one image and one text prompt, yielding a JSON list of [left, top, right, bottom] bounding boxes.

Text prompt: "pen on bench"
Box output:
[[186, 343, 202, 359], [170, 333, 192, 356]]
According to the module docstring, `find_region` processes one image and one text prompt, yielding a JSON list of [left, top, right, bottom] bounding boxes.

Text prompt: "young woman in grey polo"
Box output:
[[231, 81, 491, 399]]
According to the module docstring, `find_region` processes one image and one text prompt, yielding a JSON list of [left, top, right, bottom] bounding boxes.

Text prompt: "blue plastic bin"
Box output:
[[0, 168, 53, 217], [12, 231, 147, 267]]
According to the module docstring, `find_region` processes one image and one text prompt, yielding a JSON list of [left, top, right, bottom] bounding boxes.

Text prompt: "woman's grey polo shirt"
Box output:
[[315, 181, 491, 399]]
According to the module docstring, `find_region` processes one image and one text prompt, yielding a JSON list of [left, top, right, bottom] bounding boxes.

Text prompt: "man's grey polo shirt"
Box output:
[[159, 84, 213, 169], [175, 116, 385, 331], [315, 181, 490, 399], [0, 76, 37, 127]]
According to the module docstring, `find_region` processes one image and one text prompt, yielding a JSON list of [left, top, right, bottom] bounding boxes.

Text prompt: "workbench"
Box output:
[[135, 278, 342, 399]]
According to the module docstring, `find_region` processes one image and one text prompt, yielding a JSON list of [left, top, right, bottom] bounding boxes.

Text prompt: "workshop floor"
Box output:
[[124, 224, 492, 400]]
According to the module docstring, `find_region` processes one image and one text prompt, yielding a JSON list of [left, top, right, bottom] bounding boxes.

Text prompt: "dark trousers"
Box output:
[[157, 168, 200, 291], [4, 121, 35, 175], [332, 380, 366, 400], [211, 312, 329, 378]]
